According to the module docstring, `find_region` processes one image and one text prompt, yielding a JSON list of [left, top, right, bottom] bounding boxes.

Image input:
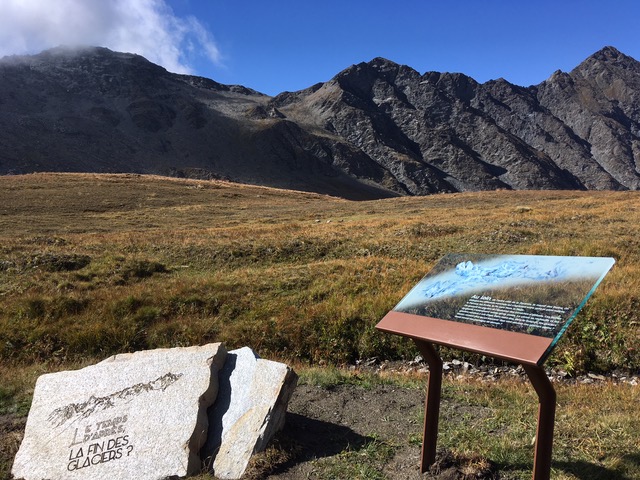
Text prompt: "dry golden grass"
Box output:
[[2, 174, 640, 480], [1, 173, 639, 374]]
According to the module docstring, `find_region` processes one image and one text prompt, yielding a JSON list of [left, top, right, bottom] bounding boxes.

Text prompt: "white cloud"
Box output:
[[0, 0, 222, 74]]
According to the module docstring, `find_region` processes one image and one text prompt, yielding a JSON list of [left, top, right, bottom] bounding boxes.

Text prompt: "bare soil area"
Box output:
[[260, 383, 499, 480], [1, 383, 500, 480]]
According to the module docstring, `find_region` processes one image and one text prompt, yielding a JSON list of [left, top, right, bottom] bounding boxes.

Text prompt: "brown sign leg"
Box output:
[[409, 342, 556, 478], [413, 339, 443, 473], [523, 365, 556, 480]]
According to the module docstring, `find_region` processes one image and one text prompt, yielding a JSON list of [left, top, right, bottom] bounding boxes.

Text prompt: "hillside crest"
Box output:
[[1, 46, 639, 198]]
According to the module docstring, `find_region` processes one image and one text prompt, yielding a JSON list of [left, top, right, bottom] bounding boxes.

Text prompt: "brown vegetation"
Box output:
[[1, 173, 638, 373], [1, 174, 640, 479]]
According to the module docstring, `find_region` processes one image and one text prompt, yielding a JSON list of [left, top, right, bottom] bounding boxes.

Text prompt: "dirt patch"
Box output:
[[0, 384, 501, 480], [253, 384, 500, 480]]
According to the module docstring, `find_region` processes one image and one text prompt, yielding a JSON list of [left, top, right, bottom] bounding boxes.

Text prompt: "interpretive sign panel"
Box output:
[[376, 253, 614, 479], [377, 254, 614, 365]]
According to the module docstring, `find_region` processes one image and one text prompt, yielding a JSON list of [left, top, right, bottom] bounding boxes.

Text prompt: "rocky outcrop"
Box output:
[[1, 45, 639, 198], [272, 49, 640, 194]]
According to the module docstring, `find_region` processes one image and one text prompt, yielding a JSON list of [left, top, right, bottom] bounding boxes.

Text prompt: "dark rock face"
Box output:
[[272, 48, 640, 194], [1, 45, 639, 198]]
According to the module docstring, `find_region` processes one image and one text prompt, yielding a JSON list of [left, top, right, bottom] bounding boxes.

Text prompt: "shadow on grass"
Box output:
[[488, 452, 640, 480], [555, 452, 640, 480], [268, 412, 374, 474]]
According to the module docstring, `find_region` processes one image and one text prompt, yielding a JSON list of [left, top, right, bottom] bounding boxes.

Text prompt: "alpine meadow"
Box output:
[[1, 173, 639, 479]]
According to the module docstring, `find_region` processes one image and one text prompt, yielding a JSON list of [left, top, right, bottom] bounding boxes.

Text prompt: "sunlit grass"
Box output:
[[1, 174, 639, 371], [1, 174, 640, 478], [436, 378, 640, 480]]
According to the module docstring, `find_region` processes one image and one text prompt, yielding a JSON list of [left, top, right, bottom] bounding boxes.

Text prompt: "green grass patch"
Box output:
[[434, 379, 640, 480], [297, 365, 423, 390], [311, 437, 397, 480]]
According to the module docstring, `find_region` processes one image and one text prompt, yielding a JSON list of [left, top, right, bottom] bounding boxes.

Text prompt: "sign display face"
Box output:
[[377, 254, 614, 365]]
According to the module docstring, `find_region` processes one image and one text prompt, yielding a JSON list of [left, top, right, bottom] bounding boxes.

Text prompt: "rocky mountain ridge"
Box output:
[[1, 45, 639, 199]]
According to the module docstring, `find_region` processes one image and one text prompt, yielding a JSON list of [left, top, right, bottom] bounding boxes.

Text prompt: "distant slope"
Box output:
[[1, 46, 639, 198], [0, 47, 399, 200]]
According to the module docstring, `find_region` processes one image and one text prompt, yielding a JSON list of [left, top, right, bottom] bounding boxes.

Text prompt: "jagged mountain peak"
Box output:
[[366, 57, 407, 73], [344, 57, 404, 72], [332, 57, 485, 106], [0, 45, 639, 197], [1, 44, 171, 94], [334, 57, 406, 90], [572, 45, 640, 77], [590, 45, 627, 62], [2, 45, 158, 70], [42, 45, 139, 59]]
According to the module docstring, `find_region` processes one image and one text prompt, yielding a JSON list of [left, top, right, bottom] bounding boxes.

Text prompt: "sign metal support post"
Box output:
[[412, 339, 557, 480], [376, 253, 615, 480], [523, 364, 556, 480], [413, 339, 442, 469]]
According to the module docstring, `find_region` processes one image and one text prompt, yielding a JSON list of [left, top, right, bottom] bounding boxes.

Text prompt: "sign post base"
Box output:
[[412, 341, 557, 480], [523, 365, 556, 480]]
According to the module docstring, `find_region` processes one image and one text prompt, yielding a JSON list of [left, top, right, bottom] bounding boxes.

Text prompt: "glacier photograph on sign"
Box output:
[[394, 253, 615, 341]]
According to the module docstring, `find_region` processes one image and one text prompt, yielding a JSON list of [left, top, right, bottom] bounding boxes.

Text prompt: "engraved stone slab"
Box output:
[[12, 343, 227, 480], [203, 347, 298, 480]]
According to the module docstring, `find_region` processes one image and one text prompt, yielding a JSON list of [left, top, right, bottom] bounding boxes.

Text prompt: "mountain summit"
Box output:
[[1, 46, 639, 198]]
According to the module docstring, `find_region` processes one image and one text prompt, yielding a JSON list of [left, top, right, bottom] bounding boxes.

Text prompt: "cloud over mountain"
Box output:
[[0, 0, 221, 74]]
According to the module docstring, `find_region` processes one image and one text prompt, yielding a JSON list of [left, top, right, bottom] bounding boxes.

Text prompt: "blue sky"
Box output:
[[166, 0, 640, 95], [1, 1, 639, 96]]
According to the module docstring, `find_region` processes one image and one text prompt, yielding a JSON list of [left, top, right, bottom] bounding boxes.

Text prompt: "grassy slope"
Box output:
[[1, 173, 638, 372], [1, 174, 639, 480]]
